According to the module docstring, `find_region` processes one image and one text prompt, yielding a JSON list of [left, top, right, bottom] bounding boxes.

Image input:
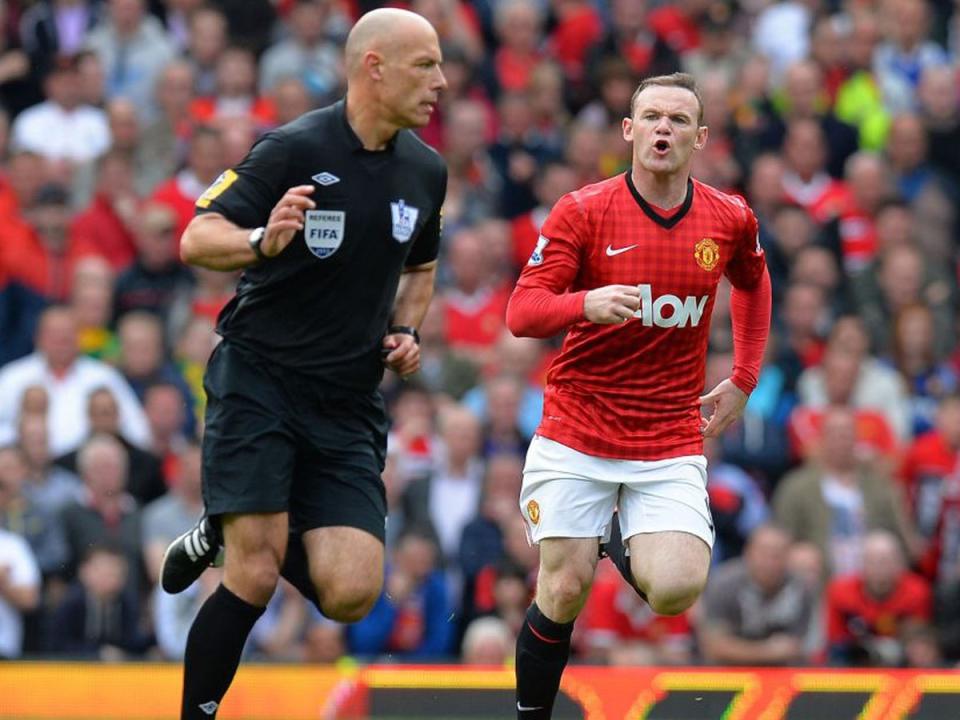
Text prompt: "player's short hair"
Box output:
[[630, 72, 704, 124]]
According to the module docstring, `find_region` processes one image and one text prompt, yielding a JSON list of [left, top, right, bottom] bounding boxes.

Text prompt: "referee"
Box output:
[[159, 9, 447, 718]]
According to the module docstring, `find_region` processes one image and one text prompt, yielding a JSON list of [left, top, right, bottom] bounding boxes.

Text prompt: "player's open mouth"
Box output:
[[653, 140, 671, 154]]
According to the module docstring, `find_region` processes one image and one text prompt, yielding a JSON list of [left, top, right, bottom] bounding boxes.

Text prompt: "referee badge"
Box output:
[[694, 237, 720, 271], [390, 199, 420, 243], [304, 209, 345, 258]]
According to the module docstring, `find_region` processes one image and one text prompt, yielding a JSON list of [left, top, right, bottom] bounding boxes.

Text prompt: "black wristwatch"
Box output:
[[387, 325, 420, 344], [248, 226, 268, 262]]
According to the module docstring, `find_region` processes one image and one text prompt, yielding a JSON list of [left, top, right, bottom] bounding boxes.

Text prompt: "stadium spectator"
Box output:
[[0, 306, 151, 456], [0, 525, 41, 659], [0, 444, 67, 579], [402, 405, 483, 567], [773, 405, 913, 579], [188, 45, 275, 130], [142, 382, 191, 478], [10, 53, 109, 165], [184, 5, 226, 97], [415, 300, 481, 400], [703, 436, 769, 564], [899, 394, 960, 584], [258, 0, 342, 105], [84, 0, 175, 117], [149, 126, 226, 242], [14, 413, 83, 519], [835, 11, 890, 151], [68, 256, 117, 360], [59, 434, 142, 592], [270, 77, 314, 127], [826, 530, 932, 666], [698, 524, 812, 666], [918, 65, 960, 187], [347, 529, 453, 660], [69, 149, 139, 270], [18, 1, 102, 91], [47, 542, 145, 658], [139, 60, 195, 192], [461, 615, 513, 665], [584, 0, 680, 86], [53, 386, 165, 507]]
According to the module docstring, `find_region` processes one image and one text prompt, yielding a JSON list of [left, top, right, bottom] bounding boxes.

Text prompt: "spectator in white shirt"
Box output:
[[0, 527, 41, 658], [10, 53, 110, 165], [0, 305, 151, 456]]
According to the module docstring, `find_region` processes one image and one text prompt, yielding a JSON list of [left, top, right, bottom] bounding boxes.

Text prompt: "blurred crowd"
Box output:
[[1, 0, 960, 671]]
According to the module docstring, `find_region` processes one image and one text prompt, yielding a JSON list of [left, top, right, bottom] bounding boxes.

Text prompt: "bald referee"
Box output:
[[159, 9, 447, 718]]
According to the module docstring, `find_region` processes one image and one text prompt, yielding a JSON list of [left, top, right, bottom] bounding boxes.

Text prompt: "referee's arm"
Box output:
[[391, 260, 438, 329], [180, 214, 262, 271]]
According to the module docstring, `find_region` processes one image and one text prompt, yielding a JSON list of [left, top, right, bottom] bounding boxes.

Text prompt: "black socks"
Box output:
[[180, 584, 265, 719], [515, 603, 575, 719]]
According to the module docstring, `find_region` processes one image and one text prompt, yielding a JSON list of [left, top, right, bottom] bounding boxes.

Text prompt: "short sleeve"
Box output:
[[195, 134, 290, 229], [405, 164, 447, 267], [724, 202, 766, 290], [515, 192, 584, 292]]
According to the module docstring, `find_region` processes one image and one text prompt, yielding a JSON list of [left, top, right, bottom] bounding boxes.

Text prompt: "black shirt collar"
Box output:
[[335, 98, 399, 154], [624, 172, 694, 229]]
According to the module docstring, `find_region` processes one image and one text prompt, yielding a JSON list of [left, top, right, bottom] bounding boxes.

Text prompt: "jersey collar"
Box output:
[[336, 98, 399, 153], [624, 172, 694, 229]]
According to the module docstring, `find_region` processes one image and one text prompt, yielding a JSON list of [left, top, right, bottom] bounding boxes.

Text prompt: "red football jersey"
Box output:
[[509, 173, 766, 460]]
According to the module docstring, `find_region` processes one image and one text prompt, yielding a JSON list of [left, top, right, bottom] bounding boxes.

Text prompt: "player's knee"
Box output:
[[229, 553, 282, 604], [539, 567, 592, 617], [318, 577, 382, 623], [646, 580, 703, 616]]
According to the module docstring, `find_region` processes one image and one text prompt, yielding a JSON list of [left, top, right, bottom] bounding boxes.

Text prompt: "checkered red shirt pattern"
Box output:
[[510, 173, 766, 460]]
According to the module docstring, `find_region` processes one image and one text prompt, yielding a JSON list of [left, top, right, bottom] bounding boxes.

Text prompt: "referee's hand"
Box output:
[[382, 332, 420, 379], [263, 185, 316, 257]]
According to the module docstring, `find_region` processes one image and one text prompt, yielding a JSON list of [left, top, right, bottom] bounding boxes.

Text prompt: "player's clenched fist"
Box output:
[[262, 185, 316, 257], [584, 284, 642, 324]]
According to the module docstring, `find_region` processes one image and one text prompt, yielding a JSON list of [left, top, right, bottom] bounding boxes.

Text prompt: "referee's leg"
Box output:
[[302, 526, 384, 622], [180, 512, 288, 719]]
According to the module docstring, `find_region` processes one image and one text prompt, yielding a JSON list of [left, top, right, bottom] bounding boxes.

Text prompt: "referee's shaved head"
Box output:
[[345, 8, 437, 76]]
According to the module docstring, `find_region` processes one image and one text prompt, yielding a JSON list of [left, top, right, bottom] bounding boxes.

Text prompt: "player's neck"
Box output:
[[630, 167, 690, 211], [344, 91, 399, 151]]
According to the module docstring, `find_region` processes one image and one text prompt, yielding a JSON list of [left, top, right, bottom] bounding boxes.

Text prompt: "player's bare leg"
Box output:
[[516, 537, 598, 719], [302, 526, 384, 622], [181, 512, 288, 719], [627, 531, 710, 615]]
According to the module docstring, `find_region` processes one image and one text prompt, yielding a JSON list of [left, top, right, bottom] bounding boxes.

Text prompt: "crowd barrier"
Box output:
[[1, 663, 959, 719]]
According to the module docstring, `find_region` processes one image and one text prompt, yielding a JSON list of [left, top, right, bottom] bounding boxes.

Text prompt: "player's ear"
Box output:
[[694, 125, 708, 150], [622, 117, 633, 143]]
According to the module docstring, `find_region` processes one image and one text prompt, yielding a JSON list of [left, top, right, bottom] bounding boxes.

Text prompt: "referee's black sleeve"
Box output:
[[405, 164, 447, 267], [195, 134, 290, 230]]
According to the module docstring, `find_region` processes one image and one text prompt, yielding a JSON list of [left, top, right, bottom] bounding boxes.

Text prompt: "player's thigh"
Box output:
[[618, 456, 713, 600], [302, 525, 385, 605], [520, 435, 620, 543], [202, 342, 297, 517]]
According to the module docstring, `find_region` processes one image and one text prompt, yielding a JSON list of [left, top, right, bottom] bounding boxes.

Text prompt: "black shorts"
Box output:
[[201, 341, 388, 542]]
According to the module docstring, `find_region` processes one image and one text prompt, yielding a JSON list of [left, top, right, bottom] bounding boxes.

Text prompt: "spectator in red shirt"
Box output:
[[899, 394, 960, 582], [826, 530, 932, 666], [149, 125, 226, 244], [482, 0, 545, 99], [510, 160, 578, 272], [70, 150, 139, 272], [781, 118, 853, 225], [188, 46, 276, 130]]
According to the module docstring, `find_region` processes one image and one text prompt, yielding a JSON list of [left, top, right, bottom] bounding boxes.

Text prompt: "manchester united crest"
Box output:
[[527, 499, 541, 525], [694, 237, 720, 271]]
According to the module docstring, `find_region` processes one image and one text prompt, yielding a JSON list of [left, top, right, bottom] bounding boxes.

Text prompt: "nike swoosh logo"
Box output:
[[606, 244, 638, 256], [517, 702, 545, 712]]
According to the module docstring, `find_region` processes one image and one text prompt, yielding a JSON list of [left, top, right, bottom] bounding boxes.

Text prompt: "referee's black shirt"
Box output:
[[195, 99, 447, 392]]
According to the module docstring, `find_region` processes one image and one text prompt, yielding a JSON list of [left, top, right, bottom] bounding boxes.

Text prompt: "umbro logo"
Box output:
[[198, 701, 219, 715], [606, 244, 637, 256], [312, 172, 340, 186]]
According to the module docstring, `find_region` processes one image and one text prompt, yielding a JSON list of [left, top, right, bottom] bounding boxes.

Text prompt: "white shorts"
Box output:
[[519, 435, 714, 549]]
